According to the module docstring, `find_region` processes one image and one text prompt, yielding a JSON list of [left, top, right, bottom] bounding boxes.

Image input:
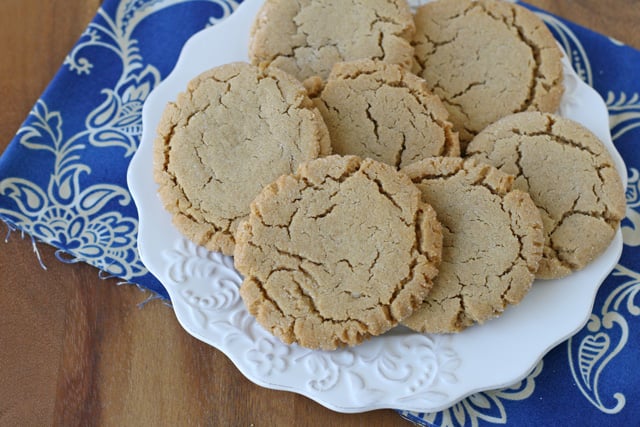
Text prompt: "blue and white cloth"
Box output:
[[0, 1, 638, 425]]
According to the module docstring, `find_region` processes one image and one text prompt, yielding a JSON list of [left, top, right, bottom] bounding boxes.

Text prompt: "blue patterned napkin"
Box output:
[[1, 1, 638, 425]]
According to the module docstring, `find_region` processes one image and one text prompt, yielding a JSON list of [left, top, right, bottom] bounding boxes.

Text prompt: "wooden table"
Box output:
[[1, 1, 638, 425]]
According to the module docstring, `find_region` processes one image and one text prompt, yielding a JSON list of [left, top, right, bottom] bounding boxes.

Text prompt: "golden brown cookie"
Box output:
[[401, 157, 544, 333], [234, 155, 443, 350], [412, 0, 564, 148], [308, 59, 460, 167], [467, 112, 626, 279], [248, 0, 415, 82], [153, 62, 331, 256]]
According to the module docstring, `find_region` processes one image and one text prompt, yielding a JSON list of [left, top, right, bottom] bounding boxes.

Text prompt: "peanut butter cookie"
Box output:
[[308, 59, 459, 168], [401, 157, 544, 333], [234, 155, 443, 350], [467, 112, 626, 279], [249, 0, 415, 81], [153, 62, 331, 256], [412, 0, 564, 148]]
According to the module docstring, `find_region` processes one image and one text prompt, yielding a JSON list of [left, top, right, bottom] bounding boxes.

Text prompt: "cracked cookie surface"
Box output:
[[308, 59, 460, 168], [234, 155, 443, 350], [400, 157, 544, 333], [412, 0, 564, 148], [467, 112, 626, 279], [248, 0, 415, 82], [153, 62, 331, 256]]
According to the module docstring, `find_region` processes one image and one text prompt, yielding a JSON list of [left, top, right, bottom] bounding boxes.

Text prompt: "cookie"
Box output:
[[307, 59, 460, 168], [466, 112, 626, 279], [153, 62, 331, 256], [401, 157, 544, 333], [412, 0, 564, 148], [234, 155, 443, 350], [248, 0, 415, 82]]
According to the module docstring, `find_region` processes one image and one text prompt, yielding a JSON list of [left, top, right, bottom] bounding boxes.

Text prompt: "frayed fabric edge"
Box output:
[[1, 217, 170, 307], [3, 218, 47, 270]]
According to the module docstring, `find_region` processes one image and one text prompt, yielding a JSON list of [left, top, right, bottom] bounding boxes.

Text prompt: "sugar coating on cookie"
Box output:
[[249, 0, 415, 81], [412, 0, 564, 147], [153, 62, 331, 256], [467, 112, 626, 279], [308, 59, 460, 168], [234, 155, 443, 350], [401, 157, 544, 333]]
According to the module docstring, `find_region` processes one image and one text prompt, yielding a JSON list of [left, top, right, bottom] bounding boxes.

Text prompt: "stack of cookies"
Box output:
[[153, 0, 626, 350]]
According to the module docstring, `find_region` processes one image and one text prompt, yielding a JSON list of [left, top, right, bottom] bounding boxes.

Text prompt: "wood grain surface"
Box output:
[[1, 1, 638, 426]]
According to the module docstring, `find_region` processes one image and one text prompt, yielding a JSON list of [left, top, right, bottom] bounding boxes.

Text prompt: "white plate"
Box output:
[[128, 0, 627, 414]]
